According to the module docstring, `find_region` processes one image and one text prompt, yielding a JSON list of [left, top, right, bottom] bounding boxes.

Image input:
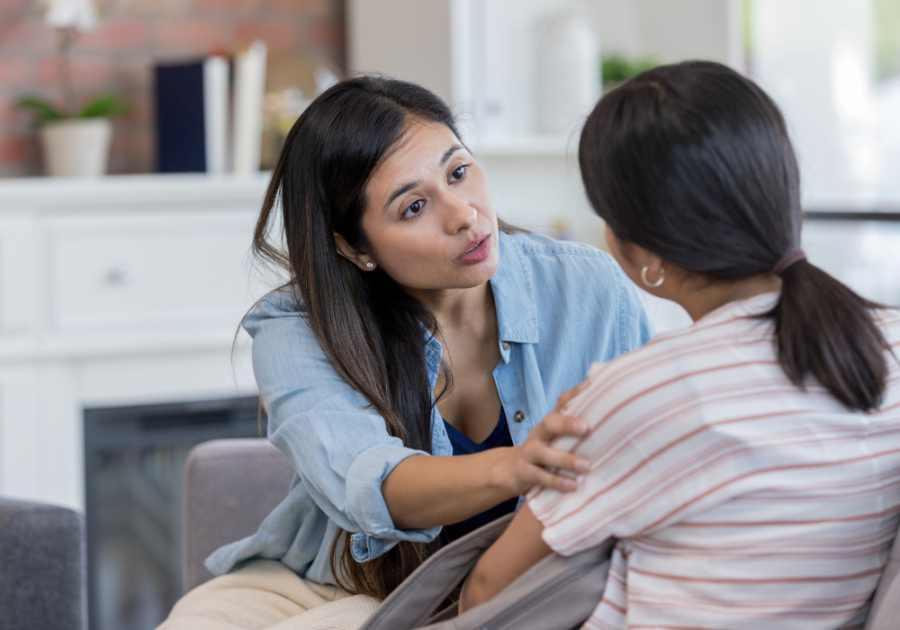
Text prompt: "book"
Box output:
[[154, 56, 229, 174]]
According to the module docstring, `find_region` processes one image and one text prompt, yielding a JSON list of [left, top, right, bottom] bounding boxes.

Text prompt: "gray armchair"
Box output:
[[182, 439, 900, 628], [0, 497, 87, 630]]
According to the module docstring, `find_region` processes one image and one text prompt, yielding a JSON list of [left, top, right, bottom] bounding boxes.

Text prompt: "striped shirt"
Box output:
[[529, 292, 900, 630]]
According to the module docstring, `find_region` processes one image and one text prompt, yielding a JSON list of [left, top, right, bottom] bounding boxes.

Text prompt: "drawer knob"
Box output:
[[108, 265, 135, 287]]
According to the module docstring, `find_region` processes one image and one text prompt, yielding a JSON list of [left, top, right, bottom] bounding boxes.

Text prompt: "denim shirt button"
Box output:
[[502, 341, 510, 351], [513, 410, 525, 423]]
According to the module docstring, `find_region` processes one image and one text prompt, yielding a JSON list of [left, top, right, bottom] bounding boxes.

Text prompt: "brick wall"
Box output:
[[0, 0, 344, 177]]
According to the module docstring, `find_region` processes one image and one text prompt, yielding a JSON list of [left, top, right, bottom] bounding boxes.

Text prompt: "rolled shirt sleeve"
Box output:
[[246, 290, 440, 561]]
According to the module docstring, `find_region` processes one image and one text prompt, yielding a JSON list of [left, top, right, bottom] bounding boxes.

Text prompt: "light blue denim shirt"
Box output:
[[206, 231, 654, 584]]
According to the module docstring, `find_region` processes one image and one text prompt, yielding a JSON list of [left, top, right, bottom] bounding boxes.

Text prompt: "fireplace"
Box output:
[[83, 396, 267, 630]]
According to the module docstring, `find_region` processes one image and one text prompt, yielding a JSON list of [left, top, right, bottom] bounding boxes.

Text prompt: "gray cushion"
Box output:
[[182, 438, 295, 593], [0, 497, 87, 630]]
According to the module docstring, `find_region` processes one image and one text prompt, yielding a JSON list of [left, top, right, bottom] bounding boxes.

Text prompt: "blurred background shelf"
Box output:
[[472, 135, 575, 157], [0, 172, 271, 206]]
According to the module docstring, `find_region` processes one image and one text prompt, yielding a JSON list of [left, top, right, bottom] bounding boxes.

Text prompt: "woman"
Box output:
[[161, 76, 652, 628], [460, 60, 900, 629]]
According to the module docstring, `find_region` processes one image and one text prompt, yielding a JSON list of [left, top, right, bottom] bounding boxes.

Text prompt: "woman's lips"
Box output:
[[457, 234, 491, 264]]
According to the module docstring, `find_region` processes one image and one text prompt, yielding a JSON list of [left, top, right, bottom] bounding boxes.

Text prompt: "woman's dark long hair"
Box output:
[[251, 75, 509, 600], [579, 60, 891, 412]]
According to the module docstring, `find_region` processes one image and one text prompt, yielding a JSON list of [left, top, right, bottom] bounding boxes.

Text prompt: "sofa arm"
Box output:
[[0, 497, 87, 630], [182, 438, 295, 593]]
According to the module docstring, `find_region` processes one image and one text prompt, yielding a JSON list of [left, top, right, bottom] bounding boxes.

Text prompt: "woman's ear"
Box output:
[[333, 232, 377, 271]]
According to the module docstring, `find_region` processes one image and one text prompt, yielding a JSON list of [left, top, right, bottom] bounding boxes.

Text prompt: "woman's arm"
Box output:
[[249, 292, 589, 557], [459, 502, 551, 612], [383, 385, 591, 530]]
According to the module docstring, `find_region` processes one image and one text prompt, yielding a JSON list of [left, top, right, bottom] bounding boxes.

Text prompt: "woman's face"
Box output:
[[357, 121, 499, 292]]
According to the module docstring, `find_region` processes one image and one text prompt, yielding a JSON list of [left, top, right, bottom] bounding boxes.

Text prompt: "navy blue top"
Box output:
[[440, 409, 520, 544]]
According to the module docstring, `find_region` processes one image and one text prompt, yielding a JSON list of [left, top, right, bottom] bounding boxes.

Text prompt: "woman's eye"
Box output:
[[449, 165, 469, 183], [403, 200, 424, 218]]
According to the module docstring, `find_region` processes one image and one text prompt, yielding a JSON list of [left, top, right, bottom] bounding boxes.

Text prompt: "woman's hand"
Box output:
[[383, 382, 591, 530], [497, 381, 591, 496]]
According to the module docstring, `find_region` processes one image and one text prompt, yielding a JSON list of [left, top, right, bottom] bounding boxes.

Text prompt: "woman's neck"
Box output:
[[407, 282, 496, 335]]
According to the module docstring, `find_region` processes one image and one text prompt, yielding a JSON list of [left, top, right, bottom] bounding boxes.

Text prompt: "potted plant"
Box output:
[[17, 0, 129, 177]]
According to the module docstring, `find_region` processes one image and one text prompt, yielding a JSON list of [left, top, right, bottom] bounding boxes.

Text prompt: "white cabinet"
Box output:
[[47, 212, 261, 332], [0, 364, 81, 508], [0, 216, 36, 335], [0, 174, 274, 510], [0, 366, 40, 500]]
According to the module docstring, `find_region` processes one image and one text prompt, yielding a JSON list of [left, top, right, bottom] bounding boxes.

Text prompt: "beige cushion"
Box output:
[[182, 438, 295, 593]]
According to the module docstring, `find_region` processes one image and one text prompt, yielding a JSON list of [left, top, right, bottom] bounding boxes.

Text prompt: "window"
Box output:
[[746, 0, 900, 210]]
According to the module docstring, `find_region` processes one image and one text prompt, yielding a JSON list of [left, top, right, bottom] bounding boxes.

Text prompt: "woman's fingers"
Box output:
[[514, 437, 588, 494], [537, 410, 588, 440], [554, 380, 590, 412], [519, 463, 577, 493], [507, 383, 594, 494], [534, 442, 589, 474]]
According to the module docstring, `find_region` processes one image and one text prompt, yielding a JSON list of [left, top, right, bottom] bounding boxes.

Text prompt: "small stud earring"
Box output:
[[366, 262, 375, 270]]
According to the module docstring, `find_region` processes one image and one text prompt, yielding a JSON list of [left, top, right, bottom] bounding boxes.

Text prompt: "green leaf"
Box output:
[[78, 94, 131, 119], [601, 54, 661, 86], [16, 96, 65, 123]]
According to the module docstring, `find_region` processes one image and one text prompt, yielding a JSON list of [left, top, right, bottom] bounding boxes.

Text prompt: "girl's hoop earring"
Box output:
[[641, 266, 664, 288]]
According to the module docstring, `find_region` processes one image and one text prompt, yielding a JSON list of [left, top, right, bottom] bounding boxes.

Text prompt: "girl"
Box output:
[[162, 76, 652, 628], [461, 61, 900, 629]]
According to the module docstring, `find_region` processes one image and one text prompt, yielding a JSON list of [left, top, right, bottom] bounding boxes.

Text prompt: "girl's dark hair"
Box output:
[[252, 75, 510, 600], [579, 60, 891, 412]]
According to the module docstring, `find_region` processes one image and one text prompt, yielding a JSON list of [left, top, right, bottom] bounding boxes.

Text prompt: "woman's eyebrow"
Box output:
[[383, 145, 464, 210], [440, 144, 463, 165], [384, 181, 419, 210]]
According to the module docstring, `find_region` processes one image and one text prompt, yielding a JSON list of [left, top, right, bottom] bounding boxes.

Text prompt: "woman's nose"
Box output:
[[445, 197, 478, 233]]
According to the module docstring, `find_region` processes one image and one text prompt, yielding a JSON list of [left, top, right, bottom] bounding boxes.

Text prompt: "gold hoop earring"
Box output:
[[641, 266, 664, 288]]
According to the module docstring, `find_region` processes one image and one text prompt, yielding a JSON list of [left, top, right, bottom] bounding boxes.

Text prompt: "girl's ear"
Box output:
[[333, 232, 377, 271]]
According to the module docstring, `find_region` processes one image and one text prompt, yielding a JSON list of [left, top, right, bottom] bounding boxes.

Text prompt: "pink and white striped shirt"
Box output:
[[529, 292, 900, 630]]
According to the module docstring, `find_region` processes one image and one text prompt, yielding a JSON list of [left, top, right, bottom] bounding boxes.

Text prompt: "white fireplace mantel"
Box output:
[[0, 173, 277, 512]]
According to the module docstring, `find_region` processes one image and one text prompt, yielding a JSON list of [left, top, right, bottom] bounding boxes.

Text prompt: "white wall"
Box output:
[[635, 0, 732, 65], [347, 0, 454, 102]]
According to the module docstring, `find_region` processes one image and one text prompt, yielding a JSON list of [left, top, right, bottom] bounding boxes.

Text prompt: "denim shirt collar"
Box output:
[[490, 231, 540, 344], [423, 231, 539, 385]]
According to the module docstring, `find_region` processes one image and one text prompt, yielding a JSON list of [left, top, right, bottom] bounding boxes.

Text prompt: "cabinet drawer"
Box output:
[[46, 212, 263, 332]]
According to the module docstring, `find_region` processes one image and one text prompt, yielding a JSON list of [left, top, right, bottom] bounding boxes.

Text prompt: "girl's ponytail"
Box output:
[[770, 254, 891, 412]]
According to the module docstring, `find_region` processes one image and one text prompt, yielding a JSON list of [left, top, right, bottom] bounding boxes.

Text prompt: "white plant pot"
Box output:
[[39, 118, 112, 177]]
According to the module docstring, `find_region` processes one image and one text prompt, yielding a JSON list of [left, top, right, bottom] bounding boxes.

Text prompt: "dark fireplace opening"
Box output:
[[84, 396, 268, 630]]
